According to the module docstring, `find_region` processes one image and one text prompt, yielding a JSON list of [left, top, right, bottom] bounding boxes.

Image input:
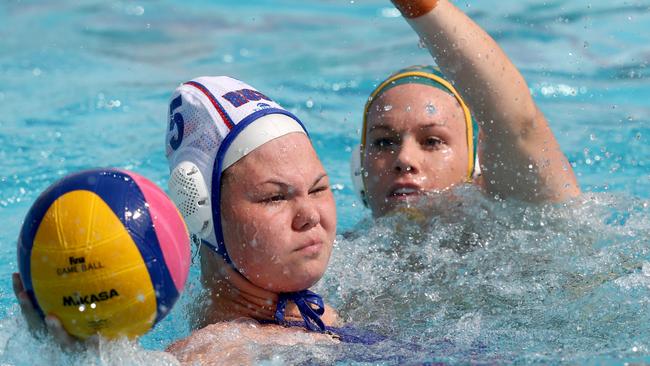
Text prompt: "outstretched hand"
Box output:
[[12, 272, 98, 351]]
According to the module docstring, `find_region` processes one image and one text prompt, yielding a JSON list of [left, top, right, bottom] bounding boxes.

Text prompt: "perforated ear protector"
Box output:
[[168, 161, 213, 240], [349, 144, 368, 206]]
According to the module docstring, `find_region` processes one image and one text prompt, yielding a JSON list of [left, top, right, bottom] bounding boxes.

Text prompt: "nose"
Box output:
[[292, 199, 320, 231], [392, 137, 420, 174]]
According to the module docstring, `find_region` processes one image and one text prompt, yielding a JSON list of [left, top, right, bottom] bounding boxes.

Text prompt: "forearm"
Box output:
[[392, 0, 580, 201], [401, 0, 535, 133]]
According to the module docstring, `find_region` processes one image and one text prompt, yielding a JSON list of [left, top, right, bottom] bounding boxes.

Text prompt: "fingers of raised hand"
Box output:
[[391, 0, 439, 18]]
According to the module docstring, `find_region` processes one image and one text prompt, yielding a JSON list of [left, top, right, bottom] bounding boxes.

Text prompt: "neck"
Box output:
[[195, 245, 305, 328]]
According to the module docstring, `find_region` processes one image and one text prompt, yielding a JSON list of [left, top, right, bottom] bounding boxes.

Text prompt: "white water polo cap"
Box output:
[[165, 76, 308, 260]]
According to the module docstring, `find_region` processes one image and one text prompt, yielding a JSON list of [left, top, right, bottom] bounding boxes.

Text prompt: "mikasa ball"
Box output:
[[17, 169, 190, 339]]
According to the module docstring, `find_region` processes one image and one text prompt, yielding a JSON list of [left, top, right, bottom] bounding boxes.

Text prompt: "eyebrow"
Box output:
[[310, 173, 328, 189], [368, 122, 448, 134], [419, 122, 448, 129], [368, 124, 394, 133], [260, 173, 328, 189]]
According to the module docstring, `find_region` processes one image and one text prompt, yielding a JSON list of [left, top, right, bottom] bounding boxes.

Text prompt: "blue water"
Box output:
[[1, 0, 649, 364]]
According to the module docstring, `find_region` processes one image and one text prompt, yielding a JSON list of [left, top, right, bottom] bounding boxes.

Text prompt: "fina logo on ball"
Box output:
[[56, 256, 105, 276]]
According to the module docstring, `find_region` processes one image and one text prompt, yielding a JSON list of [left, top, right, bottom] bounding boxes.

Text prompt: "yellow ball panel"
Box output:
[[31, 190, 158, 339]]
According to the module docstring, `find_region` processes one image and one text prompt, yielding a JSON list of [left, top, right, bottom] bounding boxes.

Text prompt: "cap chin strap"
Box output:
[[168, 161, 213, 240], [275, 290, 326, 331]]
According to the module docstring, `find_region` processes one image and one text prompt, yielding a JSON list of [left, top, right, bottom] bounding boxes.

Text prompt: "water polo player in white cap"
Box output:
[[352, 0, 581, 217], [164, 77, 383, 363]]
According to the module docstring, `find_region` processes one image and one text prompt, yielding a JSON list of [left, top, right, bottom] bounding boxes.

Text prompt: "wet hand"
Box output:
[[12, 272, 99, 351], [391, 0, 440, 18], [12, 272, 43, 332]]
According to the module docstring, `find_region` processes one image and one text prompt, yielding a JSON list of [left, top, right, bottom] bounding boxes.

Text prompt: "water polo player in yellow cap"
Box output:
[[354, 0, 581, 217]]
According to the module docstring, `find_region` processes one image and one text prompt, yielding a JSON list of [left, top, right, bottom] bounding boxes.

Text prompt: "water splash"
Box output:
[[314, 187, 650, 363]]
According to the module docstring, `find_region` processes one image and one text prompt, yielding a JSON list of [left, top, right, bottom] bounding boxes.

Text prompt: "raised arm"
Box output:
[[391, 0, 580, 202]]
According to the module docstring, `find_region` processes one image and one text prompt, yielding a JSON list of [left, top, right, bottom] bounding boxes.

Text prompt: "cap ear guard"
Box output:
[[168, 161, 213, 240], [350, 144, 368, 207], [473, 154, 482, 179]]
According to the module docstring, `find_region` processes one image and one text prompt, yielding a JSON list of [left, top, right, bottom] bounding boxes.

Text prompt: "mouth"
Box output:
[[387, 183, 424, 201], [293, 239, 324, 257]]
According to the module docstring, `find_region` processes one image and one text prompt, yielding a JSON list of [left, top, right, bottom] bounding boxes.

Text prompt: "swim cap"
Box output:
[[165, 76, 328, 331], [165, 76, 307, 260], [351, 65, 479, 204]]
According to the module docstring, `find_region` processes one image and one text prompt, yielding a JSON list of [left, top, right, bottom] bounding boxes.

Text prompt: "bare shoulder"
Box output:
[[323, 304, 341, 326], [167, 319, 338, 365]]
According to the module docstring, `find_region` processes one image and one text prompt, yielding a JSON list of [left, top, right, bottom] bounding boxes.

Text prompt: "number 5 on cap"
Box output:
[[169, 95, 184, 151]]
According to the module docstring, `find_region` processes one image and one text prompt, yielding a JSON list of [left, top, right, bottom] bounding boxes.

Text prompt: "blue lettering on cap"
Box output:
[[222, 89, 272, 108]]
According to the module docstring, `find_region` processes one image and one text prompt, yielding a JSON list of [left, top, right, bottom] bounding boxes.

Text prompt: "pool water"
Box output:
[[1, 0, 649, 364]]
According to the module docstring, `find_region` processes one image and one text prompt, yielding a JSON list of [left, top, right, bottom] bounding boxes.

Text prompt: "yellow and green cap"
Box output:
[[361, 65, 477, 181]]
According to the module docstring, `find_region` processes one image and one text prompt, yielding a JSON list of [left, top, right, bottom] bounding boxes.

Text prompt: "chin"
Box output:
[[280, 266, 327, 293]]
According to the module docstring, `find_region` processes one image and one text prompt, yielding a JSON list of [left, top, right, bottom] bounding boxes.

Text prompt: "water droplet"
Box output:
[[126, 5, 144, 16], [305, 98, 314, 108], [380, 7, 401, 18], [426, 103, 437, 115], [107, 99, 121, 109], [383, 104, 393, 112], [32, 68, 42, 76]]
